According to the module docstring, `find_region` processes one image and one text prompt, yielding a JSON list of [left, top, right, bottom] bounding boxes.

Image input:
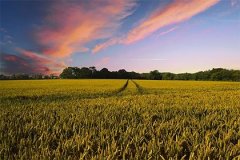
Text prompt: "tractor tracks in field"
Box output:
[[3, 79, 145, 103], [115, 79, 145, 94], [131, 80, 145, 94], [4, 81, 129, 103], [115, 79, 129, 94], [115, 79, 145, 95]]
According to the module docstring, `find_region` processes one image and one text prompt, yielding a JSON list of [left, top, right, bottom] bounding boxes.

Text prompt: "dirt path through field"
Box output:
[[131, 80, 145, 94], [115, 79, 145, 95], [115, 79, 129, 94], [3, 80, 144, 103]]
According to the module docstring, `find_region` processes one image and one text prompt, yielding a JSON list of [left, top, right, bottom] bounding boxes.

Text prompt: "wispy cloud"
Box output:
[[1, 49, 66, 75], [157, 26, 179, 37], [36, 0, 136, 58], [0, 28, 14, 46], [0, 27, 7, 33], [93, 0, 219, 53], [2, 1, 137, 74], [93, 38, 123, 54], [131, 58, 168, 61], [231, 0, 240, 7], [124, 0, 219, 44], [95, 57, 111, 67]]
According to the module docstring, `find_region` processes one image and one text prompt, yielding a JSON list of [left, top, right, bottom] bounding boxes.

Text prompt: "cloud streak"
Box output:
[[2, 1, 136, 75], [1, 49, 66, 75], [95, 57, 111, 67], [124, 0, 219, 44], [157, 26, 179, 37], [93, 0, 219, 53], [131, 58, 168, 61], [93, 38, 123, 54], [36, 0, 136, 58]]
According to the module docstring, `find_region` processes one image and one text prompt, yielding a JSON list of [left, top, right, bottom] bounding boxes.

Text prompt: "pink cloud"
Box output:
[[36, 0, 136, 58], [93, 0, 219, 53], [157, 26, 179, 37], [95, 57, 111, 67], [3, 55, 17, 62], [93, 38, 123, 54], [15, 48, 66, 74], [124, 0, 219, 44], [3, 54, 29, 67]]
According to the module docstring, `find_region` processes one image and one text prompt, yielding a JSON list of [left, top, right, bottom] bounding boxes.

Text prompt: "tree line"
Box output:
[[59, 67, 240, 81], [0, 74, 59, 80], [1, 67, 239, 81]]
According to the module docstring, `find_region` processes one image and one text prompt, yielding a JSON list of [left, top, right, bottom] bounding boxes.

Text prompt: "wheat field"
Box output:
[[0, 80, 240, 159]]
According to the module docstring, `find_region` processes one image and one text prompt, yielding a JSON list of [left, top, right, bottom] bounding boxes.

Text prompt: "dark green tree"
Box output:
[[149, 70, 162, 80], [59, 67, 76, 79], [162, 72, 175, 80], [99, 68, 110, 78], [118, 69, 129, 79]]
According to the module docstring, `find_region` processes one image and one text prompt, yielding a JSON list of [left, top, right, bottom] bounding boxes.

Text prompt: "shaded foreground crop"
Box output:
[[0, 80, 240, 159]]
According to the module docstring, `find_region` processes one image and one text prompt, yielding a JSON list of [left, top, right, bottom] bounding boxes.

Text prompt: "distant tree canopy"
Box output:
[[58, 67, 240, 81], [149, 70, 162, 80], [59, 67, 137, 79], [1, 67, 240, 81]]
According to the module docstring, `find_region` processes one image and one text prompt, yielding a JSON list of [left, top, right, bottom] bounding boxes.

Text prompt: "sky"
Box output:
[[0, 0, 240, 75]]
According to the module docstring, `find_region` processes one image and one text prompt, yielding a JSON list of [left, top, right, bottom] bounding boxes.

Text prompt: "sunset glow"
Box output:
[[1, 0, 239, 74]]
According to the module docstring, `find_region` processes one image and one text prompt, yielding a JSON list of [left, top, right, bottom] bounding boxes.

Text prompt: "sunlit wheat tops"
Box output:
[[0, 79, 240, 159]]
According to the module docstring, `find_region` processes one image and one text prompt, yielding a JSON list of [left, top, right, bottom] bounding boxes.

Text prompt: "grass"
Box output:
[[0, 79, 240, 159]]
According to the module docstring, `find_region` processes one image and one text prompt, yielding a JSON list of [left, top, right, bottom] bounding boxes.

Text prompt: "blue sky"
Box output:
[[0, 0, 239, 75]]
